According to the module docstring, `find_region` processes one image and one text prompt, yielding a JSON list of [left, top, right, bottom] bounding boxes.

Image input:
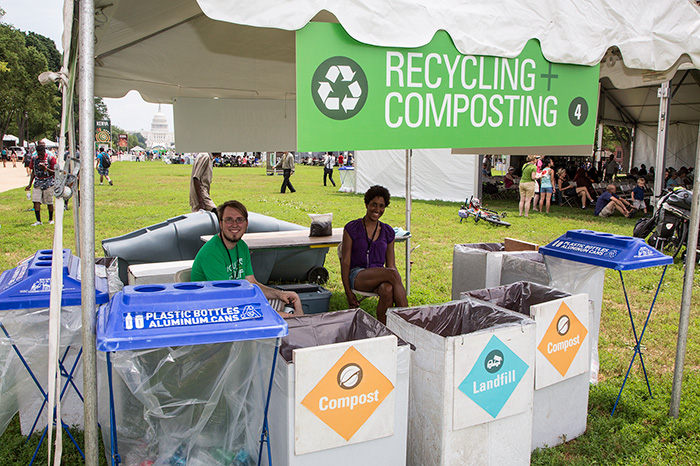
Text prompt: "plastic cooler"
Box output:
[[265, 309, 409, 466], [0, 249, 109, 439], [271, 284, 332, 314], [96, 280, 288, 466], [465, 282, 592, 450], [387, 299, 536, 466]]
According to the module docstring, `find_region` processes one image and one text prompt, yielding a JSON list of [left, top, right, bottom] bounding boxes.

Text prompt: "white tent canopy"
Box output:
[[90, 0, 700, 151]]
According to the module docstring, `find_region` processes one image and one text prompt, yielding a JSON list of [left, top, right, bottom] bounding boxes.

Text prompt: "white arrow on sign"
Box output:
[[348, 81, 362, 98], [342, 96, 358, 112], [325, 65, 341, 83], [317, 81, 333, 101], [338, 65, 356, 82]]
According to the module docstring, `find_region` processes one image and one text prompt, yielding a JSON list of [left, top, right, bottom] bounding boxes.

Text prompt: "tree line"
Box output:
[[0, 8, 61, 146]]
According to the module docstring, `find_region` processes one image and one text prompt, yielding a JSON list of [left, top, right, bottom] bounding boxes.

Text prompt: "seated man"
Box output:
[[594, 184, 636, 218], [191, 200, 303, 317]]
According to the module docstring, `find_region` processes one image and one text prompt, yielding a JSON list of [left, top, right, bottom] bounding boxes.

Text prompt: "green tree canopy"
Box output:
[[0, 23, 60, 144]]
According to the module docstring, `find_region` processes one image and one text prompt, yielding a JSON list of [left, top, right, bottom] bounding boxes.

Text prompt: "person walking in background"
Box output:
[[25, 144, 56, 226], [96, 148, 113, 185], [323, 152, 336, 187], [518, 155, 538, 217], [538, 156, 555, 213], [276, 151, 296, 193], [190, 152, 217, 213], [24, 147, 33, 176], [604, 154, 618, 181], [338, 153, 344, 167]]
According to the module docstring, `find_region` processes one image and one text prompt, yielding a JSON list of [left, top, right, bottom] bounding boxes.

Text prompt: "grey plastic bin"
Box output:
[[271, 284, 331, 314], [387, 299, 535, 466], [465, 282, 592, 450]]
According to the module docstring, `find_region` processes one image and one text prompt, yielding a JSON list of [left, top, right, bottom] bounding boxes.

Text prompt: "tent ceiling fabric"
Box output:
[[600, 70, 700, 125], [93, 0, 700, 103]]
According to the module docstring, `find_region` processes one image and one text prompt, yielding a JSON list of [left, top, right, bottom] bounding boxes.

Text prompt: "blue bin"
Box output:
[[96, 280, 288, 466], [0, 249, 108, 439]]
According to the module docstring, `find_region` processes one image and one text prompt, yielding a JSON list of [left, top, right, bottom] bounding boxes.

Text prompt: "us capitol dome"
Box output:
[[145, 105, 174, 149]]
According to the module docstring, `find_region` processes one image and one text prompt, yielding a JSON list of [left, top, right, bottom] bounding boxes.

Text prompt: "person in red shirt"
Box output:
[[25, 144, 57, 226]]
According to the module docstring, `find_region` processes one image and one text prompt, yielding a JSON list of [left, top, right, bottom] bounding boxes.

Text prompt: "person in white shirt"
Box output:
[[323, 152, 336, 187]]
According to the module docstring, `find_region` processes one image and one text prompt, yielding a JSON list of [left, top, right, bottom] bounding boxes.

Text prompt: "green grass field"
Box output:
[[0, 161, 698, 465]]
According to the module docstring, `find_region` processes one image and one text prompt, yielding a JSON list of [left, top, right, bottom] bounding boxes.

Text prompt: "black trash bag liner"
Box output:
[[465, 281, 570, 317], [390, 298, 528, 338], [279, 309, 408, 362], [456, 242, 505, 252]]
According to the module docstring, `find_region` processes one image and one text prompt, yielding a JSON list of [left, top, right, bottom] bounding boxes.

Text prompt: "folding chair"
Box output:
[[560, 189, 579, 208], [336, 243, 379, 303]]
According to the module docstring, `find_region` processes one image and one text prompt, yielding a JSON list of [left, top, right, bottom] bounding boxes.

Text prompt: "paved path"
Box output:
[[0, 165, 31, 193]]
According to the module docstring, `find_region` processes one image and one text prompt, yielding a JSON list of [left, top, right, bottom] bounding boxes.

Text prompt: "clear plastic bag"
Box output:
[[308, 213, 333, 237]]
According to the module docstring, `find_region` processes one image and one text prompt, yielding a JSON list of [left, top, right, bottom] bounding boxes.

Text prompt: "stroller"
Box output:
[[633, 187, 698, 261]]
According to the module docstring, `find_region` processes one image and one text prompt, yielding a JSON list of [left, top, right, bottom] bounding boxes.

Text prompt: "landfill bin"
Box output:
[[387, 299, 536, 466], [96, 280, 288, 466], [464, 281, 592, 450], [270, 284, 332, 314], [451, 242, 548, 300], [265, 309, 410, 466], [0, 249, 109, 438]]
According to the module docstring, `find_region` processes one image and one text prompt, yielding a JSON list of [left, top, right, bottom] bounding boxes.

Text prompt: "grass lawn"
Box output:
[[0, 161, 698, 465]]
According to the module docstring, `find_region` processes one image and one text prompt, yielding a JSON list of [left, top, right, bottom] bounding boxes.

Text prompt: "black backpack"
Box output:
[[101, 153, 111, 168], [632, 216, 655, 239]]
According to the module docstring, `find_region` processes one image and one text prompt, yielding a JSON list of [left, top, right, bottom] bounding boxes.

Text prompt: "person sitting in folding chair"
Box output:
[[341, 185, 408, 324]]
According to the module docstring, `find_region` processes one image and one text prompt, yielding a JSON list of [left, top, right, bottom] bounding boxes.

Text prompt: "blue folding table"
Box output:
[[540, 230, 673, 415], [96, 280, 288, 466], [0, 249, 109, 465]]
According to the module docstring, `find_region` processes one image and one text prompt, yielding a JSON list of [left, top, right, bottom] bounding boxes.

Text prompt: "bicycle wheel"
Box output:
[[670, 221, 688, 259], [483, 216, 511, 227]]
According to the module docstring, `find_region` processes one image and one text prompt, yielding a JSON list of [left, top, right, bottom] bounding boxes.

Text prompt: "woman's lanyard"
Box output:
[[220, 233, 240, 279], [363, 218, 380, 268]]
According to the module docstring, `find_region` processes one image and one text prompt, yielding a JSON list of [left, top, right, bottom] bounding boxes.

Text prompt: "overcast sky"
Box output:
[[1, 0, 174, 133]]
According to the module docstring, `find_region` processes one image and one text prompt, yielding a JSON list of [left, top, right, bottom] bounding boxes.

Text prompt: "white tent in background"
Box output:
[[59, 1, 700, 464], [40, 138, 59, 148]]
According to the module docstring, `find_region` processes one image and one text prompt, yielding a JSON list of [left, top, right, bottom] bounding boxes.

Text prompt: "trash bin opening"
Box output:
[[454, 242, 505, 253], [279, 308, 408, 362], [466, 281, 570, 316], [211, 281, 243, 289], [133, 285, 166, 293], [391, 299, 527, 338], [173, 283, 204, 291]]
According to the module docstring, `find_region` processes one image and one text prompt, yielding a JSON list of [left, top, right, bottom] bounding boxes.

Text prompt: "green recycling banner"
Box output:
[[296, 22, 599, 152]]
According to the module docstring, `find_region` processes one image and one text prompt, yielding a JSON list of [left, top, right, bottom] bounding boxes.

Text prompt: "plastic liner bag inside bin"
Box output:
[[266, 309, 411, 466], [98, 339, 274, 466], [464, 282, 593, 450], [387, 299, 536, 466], [499, 251, 549, 287], [0, 305, 83, 437], [451, 243, 504, 299]]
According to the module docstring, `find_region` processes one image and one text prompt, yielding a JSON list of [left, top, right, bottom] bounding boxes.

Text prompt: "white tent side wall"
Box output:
[[633, 123, 699, 170], [356, 149, 478, 202]]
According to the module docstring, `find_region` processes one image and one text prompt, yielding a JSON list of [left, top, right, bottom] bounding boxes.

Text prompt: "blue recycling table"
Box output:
[[540, 230, 673, 415], [96, 280, 288, 466], [0, 249, 109, 465]]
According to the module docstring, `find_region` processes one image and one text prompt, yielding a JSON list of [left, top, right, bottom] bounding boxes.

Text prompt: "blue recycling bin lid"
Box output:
[[96, 280, 289, 351], [0, 249, 109, 311], [539, 229, 673, 270]]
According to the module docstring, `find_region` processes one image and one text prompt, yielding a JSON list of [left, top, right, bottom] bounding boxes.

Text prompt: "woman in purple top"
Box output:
[[341, 185, 408, 323]]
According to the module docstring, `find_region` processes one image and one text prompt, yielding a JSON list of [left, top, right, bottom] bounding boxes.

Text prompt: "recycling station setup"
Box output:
[[0, 249, 109, 463]]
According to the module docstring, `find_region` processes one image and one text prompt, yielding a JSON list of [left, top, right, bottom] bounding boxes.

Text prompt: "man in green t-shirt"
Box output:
[[191, 200, 303, 316]]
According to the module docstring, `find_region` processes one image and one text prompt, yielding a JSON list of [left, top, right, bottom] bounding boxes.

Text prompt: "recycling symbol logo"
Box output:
[[312, 56, 368, 120]]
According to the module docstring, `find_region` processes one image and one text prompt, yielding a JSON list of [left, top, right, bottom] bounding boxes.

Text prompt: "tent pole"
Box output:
[[669, 123, 700, 418], [78, 0, 99, 464], [405, 149, 412, 295], [653, 81, 671, 202]]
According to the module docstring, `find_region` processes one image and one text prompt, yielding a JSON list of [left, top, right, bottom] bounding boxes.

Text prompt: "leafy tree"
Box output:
[[26, 32, 61, 71], [0, 24, 58, 145], [95, 97, 109, 121]]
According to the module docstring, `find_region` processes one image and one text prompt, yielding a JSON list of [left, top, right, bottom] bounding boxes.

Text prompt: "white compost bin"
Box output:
[[464, 281, 592, 450], [387, 299, 535, 466], [265, 309, 410, 466]]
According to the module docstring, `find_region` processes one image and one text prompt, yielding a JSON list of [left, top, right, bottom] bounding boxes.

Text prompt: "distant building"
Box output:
[[145, 105, 174, 149]]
